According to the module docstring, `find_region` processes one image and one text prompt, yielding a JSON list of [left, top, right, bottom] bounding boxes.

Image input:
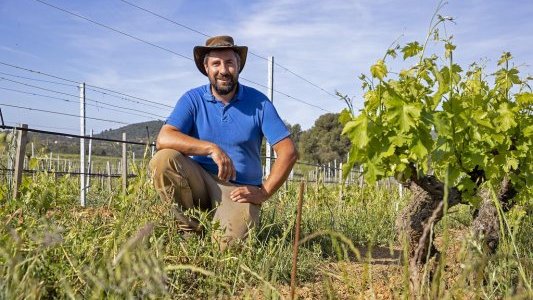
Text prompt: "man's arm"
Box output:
[[230, 137, 298, 204], [156, 124, 236, 181]]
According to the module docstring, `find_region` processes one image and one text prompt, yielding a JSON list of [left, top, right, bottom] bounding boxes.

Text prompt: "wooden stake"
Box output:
[[13, 124, 28, 200], [290, 181, 305, 300], [106, 161, 112, 192]]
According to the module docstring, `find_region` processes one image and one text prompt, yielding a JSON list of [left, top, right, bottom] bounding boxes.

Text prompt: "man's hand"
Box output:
[[210, 145, 236, 182], [230, 186, 269, 205]]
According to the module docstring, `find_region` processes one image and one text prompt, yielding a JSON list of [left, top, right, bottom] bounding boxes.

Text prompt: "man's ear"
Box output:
[[204, 64, 209, 75]]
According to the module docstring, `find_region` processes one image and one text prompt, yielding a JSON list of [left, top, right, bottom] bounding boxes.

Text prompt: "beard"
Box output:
[[209, 73, 238, 96]]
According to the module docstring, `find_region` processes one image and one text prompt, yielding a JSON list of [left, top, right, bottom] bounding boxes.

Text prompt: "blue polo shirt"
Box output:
[[166, 83, 290, 186]]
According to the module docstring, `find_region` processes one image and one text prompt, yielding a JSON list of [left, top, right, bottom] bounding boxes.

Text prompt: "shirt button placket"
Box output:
[[222, 106, 228, 122]]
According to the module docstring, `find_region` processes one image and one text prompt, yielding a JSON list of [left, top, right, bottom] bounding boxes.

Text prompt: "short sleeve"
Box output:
[[165, 94, 194, 134], [261, 100, 290, 145]]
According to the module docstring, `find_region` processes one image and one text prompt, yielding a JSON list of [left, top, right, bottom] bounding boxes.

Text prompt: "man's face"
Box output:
[[204, 49, 239, 96]]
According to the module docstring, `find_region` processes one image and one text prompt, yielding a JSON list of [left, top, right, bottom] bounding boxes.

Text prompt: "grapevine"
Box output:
[[340, 15, 532, 268]]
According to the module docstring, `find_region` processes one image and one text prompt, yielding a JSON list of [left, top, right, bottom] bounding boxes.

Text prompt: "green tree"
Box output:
[[285, 122, 302, 146], [299, 113, 351, 164]]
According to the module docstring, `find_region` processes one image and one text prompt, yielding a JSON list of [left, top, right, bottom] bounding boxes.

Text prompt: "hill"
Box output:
[[97, 120, 164, 143], [22, 120, 164, 157]]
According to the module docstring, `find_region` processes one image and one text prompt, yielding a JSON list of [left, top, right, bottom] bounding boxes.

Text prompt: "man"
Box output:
[[149, 35, 298, 249]]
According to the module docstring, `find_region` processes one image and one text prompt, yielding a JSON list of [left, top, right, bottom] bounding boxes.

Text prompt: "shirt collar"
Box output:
[[202, 83, 243, 104]]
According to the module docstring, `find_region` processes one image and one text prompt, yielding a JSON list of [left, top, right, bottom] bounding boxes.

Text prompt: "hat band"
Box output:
[[209, 42, 233, 47]]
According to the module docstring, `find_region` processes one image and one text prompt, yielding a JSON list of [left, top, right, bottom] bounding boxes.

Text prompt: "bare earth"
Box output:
[[240, 229, 472, 300]]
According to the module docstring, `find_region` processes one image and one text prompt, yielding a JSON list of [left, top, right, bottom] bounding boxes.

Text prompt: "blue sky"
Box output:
[[0, 0, 531, 134]]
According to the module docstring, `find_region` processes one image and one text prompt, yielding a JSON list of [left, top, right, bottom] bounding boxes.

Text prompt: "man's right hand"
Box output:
[[156, 125, 236, 182], [209, 145, 236, 182]]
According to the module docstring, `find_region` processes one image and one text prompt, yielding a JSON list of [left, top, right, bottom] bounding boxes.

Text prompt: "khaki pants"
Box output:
[[149, 149, 260, 250]]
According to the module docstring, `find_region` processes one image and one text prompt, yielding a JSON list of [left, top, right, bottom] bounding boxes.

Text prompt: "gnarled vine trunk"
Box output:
[[396, 174, 518, 296], [396, 175, 462, 265], [397, 175, 517, 265], [472, 177, 516, 253]]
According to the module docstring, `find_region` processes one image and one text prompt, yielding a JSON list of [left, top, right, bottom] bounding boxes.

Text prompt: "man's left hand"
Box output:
[[230, 186, 269, 205]]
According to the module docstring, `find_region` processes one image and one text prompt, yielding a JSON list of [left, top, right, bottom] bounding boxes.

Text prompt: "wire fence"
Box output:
[[0, 123, 357, 182], [1, 122, 406, 208]]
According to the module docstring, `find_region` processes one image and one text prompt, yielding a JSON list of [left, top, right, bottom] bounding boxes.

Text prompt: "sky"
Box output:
[[0, 0, 531, 135]]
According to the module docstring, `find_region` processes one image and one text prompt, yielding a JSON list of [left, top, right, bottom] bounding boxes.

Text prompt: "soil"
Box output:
[[238, 229, 469, 300]]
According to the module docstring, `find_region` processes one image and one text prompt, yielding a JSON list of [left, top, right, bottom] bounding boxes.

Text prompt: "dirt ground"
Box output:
[[242, 229, 471, 300], [236, 244, 405, 299], [279, 245, 404, 300]]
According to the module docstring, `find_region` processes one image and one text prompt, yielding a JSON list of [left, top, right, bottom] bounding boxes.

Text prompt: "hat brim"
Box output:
[[193, 45, 248, 76]]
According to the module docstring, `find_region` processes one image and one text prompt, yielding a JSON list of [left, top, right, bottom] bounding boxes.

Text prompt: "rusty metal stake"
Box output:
[[290, 181, 305, 300]]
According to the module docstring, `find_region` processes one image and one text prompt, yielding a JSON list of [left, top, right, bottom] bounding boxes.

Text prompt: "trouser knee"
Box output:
[[149, 149, 189, 202]]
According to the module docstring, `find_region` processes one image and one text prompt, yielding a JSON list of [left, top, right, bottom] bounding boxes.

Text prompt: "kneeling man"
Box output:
[[149, 35, 298, 249]]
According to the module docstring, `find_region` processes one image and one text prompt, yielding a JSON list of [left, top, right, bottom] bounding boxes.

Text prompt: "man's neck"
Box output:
[[211, 85, 237, 105]]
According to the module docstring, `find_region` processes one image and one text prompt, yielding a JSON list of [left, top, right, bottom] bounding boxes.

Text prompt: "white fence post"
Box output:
[[87, 129, 93, 194], [79, 82, 86, 207], [122, 132, 127, 195], [265, 56, 274, 178]]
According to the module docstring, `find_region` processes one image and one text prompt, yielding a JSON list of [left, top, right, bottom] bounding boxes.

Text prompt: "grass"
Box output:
[[0, 157, 531, 299]]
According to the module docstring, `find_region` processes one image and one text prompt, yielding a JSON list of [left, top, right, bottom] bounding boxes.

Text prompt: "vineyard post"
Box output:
[[87, 129, 93, 194], [122, 132, 127, 195], [79, 82, 86, 207], [106, 161, 111, 192], [290, 181, 305, 300], [265, 56, 274, 178], [13, 124, 28, 200], [338, 161, 341, 183], [398, 182, 403, 198], [359, 165, 364, 187], [49, 152, 52, 170], [333, 161, 336, 183], [328, 162, 331, 183]]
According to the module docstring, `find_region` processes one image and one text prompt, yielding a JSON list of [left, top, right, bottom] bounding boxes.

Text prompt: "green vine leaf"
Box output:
[[341, 113, 369, 149], [401, 42, 423, 60], [494, 103, 517, 132], [515, 92, 533, 106], [370, 59, 388, 80], [384, 97, 422, 132], [497, 52, 512, 66], [444, 42, 456, 59], [338, 108, 353, 125]]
